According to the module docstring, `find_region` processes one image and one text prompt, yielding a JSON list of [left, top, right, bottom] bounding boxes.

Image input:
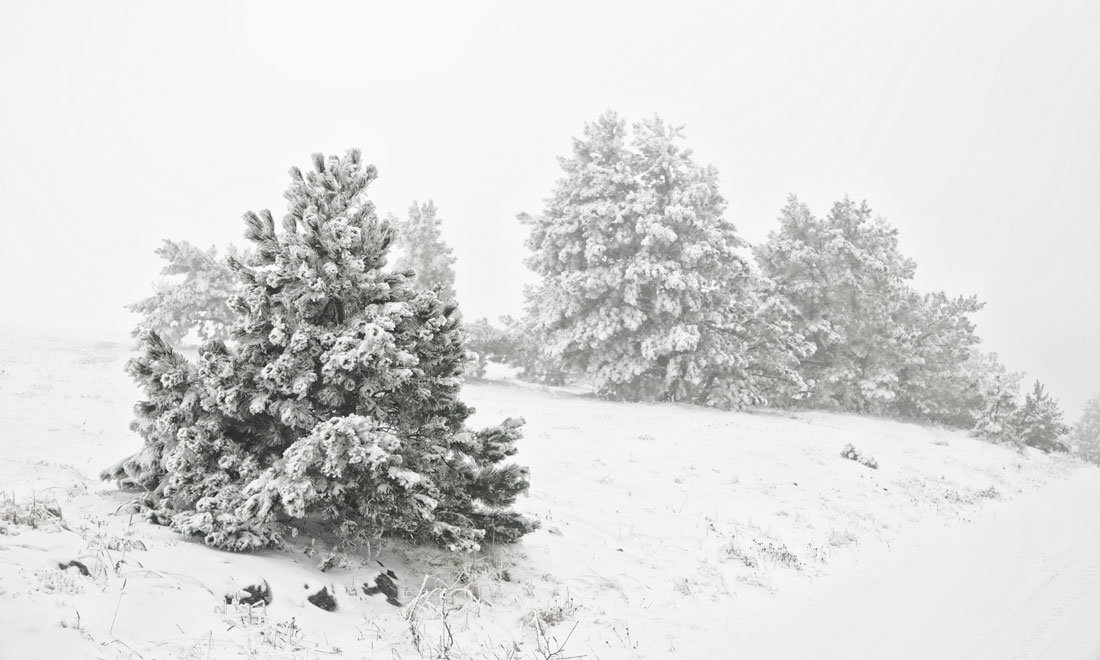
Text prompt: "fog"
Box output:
[[1, 0, 1097, 414]]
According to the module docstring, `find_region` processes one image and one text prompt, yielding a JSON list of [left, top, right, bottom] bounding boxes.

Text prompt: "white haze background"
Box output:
[[0, 1, 1097, 414]]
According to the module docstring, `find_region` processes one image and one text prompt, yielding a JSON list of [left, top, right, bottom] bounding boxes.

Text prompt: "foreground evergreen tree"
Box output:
[[755, 195, 983, 416], [391, 200, 457, 300], [521, 112, 808, 406], [1069, 395, 1100, 464], [128, 240, 240, 345], [1013, 381, 1069, 453], [103, 150, 536, 552]]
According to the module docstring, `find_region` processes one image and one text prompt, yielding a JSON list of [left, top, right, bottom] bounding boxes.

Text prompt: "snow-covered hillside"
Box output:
[[0, 328, 1093, 659]]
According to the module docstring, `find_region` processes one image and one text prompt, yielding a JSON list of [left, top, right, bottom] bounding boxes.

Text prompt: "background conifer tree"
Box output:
[[127, 240, 240, 345], [103, 150, 536, 552], [521, 112, 808, 406], [1013, 381, 1069, 453], [890, 291, 985, 424], [391, 200, 457, 300], [1069, 395, 1100, 464], [463, 316, 526, 378], [755, 195, 984, 417]]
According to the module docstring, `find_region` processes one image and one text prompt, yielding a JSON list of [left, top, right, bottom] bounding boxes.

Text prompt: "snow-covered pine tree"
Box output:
[[391, 200, 457, 300], [102, 150, 536, 552], [521, 112, 808, 406], [755, 195, 983, 417], [1069, 395, 1100, 464], [754, 196, 917, 411], [1013, 381, 1069, 453], [890, 291, 985, 425], [127, 240, 240, 345], [970, 352, 1024, 442]]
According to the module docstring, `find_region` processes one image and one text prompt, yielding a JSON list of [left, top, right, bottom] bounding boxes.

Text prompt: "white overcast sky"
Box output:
[[1, 1, 1097, 415]]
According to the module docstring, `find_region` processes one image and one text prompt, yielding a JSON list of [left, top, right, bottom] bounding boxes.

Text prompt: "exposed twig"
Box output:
[[109, 578, 128, 636]]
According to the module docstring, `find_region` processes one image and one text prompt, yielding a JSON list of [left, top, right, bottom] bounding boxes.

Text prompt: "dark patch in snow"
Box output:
[[308, 586, 336, 611], [57, 560, 90, 577], [363, 571, 401, 606]]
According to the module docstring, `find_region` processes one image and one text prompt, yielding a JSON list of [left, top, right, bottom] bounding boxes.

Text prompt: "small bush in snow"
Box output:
[[827, 528, 858, 548], [752, 539, 803, 570], [225, 581, 273, 607], [522, 590, 579, 627], [976, 485, 1000, 500], [102, 150, 537, 553], [0, 496, 63, 534], [35, 566, 86, 595], [840, 443, 879, 469], [723, 540, 757, 568]]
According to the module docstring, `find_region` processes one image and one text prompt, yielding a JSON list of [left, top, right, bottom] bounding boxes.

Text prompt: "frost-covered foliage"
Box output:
[[463, 316, 525, 378], [391, 200, 457, 301], [128, 240, 240, 345], [755, 196, 983, 418], [0, 496, 63, 534], [1012, 381, 1069, 453], [1069, 395, 1100, 464], [102, 150, 537, 552], [521, 112, 808, 406]]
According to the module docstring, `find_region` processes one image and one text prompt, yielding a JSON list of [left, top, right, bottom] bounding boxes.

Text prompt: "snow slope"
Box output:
[[0, 327, 1094, 659], [735, 469, 1100, 660]]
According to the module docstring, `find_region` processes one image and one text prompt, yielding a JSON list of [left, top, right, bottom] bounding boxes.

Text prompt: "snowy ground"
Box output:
[[0, 327, 1095, 659]]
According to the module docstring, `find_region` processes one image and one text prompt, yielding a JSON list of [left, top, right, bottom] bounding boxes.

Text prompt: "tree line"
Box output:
[[130, 111, 1090, 466]]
